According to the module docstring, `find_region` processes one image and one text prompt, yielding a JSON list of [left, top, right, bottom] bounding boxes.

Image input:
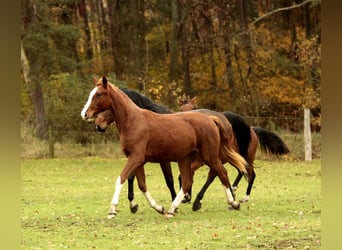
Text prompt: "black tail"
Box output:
[[222, 111, 251, 159], [253, 127, 290, 156]]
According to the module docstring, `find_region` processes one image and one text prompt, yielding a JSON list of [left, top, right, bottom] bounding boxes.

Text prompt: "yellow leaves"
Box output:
[[146, 80, 182, 105], [259, 76, 304, 106]]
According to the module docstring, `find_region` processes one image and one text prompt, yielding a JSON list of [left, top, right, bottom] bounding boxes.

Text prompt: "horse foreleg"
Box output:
[[165, 188, 185, 218], [108, 156, 144, 218], [192, 168, 217, 211], [108, 176, 125, 218], [135, 166, 165, 215], [232, 171, 243, 193], [160, 162, 177, 201], [178, 174, 192, 203], [128, 175, 139, 213], [182, 157, 204, 204]]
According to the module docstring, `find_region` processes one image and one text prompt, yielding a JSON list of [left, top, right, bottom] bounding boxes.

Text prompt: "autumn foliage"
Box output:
[[21, 0, 321, 140]]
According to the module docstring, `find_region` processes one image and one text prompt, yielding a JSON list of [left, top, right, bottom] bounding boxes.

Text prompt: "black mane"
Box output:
[[120, 88, 172, 114]]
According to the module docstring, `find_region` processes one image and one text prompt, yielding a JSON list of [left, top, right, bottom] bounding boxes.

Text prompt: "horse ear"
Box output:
[[102, 76, 108, 88], [178, 97, 184, 106], [93, 76, 98, 85], [190, 96, 197, 104]]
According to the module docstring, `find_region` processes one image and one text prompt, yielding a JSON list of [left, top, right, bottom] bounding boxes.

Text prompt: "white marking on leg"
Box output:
[[240, 195, 250, 203], [223, 186, 235, 204], [81, 87, 98, 120], [144, 191, 164, 213], [224, 186, 240, 210], [167, 188, 185, 216], [130, 200, 138, 208], [108, 176, 124, 218], [111, 176, 123, 205]]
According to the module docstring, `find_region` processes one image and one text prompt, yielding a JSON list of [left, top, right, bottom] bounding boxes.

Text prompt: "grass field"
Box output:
[[21, 157, 321, 249]]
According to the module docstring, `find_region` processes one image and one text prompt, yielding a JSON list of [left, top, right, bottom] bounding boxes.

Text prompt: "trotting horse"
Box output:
[[95, 86, 176, 213], [81, 76, 248, 218], [96, 91, 289, 211], [178, 96, 290, 210]]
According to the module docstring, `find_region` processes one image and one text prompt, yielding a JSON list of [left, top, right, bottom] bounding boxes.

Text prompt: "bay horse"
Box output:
[[178, 96, 290, 210], [81, 76, 248, 218], [95, 87, 176, 214]]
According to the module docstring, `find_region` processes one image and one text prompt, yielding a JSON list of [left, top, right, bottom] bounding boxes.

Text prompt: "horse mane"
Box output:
[[120, 88, 173, 114], [222, 111, 251, 159]]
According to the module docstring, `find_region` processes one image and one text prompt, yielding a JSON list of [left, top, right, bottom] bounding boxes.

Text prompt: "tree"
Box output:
[[21, 0, 321, 136]]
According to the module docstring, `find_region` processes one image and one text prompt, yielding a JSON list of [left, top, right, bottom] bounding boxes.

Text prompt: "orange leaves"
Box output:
[[259, 76, 304, 107]]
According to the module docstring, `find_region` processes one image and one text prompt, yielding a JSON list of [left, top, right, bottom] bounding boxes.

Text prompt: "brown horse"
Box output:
[[95, 87, 177, 214], [81, 77, 247, 218], [178, 96, 290, 210]]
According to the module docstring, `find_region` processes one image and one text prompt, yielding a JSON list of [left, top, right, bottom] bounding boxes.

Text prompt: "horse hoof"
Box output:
[[192, 201, 202, 211], [239, 198, 249, 203], [164, 212, 175, 219], [229, 201, 240, 210], [130, 204, 139, 214], [239, 195, 250, 203], [158, 206, 166, 215], [181, 194, 191, 203], [107, 212, 116, 219]]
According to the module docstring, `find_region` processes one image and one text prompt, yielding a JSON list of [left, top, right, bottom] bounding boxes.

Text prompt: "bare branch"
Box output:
[[250, 0, 321, 27]]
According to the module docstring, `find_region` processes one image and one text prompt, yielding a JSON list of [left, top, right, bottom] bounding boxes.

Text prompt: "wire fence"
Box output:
[[21, 116, 321, 160]]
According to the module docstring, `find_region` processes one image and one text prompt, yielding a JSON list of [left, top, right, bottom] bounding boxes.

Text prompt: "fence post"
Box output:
[[304, 108, 312, 161], [49, 125, 55, 158]]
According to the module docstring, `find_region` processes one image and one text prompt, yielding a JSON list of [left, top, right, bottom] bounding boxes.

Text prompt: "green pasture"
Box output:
[[21, 158, 320, 249]]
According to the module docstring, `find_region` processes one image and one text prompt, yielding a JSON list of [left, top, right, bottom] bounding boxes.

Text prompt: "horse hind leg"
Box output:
[[240, 167, 256, 203], [210, 160, 240, 210], [232, 171, 243, 193]]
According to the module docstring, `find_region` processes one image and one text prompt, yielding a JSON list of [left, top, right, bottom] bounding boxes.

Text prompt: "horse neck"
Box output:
[[108, 86, 140, 133]]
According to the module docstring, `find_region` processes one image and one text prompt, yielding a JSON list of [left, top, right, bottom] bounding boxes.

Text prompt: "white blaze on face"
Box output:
[[81, 87, 98, 120]]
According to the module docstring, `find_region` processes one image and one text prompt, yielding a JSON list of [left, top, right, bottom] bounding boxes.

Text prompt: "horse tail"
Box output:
[[210, 116, 248, 174], [222, 111, 251, 159], [253, 127, 290, 156]]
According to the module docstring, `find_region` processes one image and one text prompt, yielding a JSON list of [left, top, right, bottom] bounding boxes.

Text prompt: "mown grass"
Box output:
[[21, 157, 321, 249]]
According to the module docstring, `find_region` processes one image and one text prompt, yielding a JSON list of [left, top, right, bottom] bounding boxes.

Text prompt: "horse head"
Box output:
[[81, 76, 111, 121], [95, 109, 115, 132], [178, 96, 197, 111]]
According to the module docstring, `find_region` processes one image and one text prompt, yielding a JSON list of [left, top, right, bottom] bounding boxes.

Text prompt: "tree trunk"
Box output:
[[107, 0, 123, 78], [217, 2, 236, 104], [21, 42, 48, 140], [209, 43, 217, 110], [169, 0, 179, 82], [78, 0, 93, 60], [131, 0, 145, 81], [181, 42, 191, 95]]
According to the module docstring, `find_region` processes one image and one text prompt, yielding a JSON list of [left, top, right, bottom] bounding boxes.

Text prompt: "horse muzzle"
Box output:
[[81, 110, 95, 122], [96, 124, 107, 132]]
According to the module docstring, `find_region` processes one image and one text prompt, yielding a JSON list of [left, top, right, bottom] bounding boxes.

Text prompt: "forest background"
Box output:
[[21, 0, 321, 159]]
